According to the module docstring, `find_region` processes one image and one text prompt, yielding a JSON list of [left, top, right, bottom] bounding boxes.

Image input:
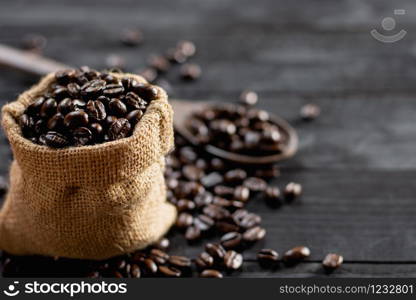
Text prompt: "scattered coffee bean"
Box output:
[[224, 250, 243, 270], [283, 246, 311, 264], [150, 249, 169, 265], [322, 253, 343, 270], [200, 269, 223, 278], [300, 103, 320, 121], [120, 28, 143, 47], [180, 63, 201, 81], [176, 212, 193, 229], [257, 249, 279, 268], [265, 186, 282, 207], [233, 185, 250, 202], [239, 90, 258, 106], [205, 243, 226, 260], [153, 238, 170, 251], [221, 232, 242, 249], [243, 177, 267, 192], [159, 265, 181, 277], [195, 252, 214, 270], [185, 225, 201, 242], [242, 226, 266, 242], [176, 40, 196, 57], [168, 255, 192, 269], [284, 182, 302, 201]]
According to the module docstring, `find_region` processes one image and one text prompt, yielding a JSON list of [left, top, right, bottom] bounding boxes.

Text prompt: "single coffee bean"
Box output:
[[214, 185, 234, 198], [55, 69, 76, 85], [64, 110, 89, 129], [300, 103, 320, 121], [126, 110, 144, 126], [150, 249, 169, 265], [284, 182, 302, 201], [168, 255, 191, 269], [103, 83, 125, 97], [224, 250, 243, 270], [53, 87, 69, 100], [26, 97, 45, 116], [19, 114, 35, 136], [159, 265, 181, 277], [165, 48, 187, 64], [203, 204, 230, 220], [205, 243, 226, 260], [142, 258, 158, 275], [224, 169, 247, 183], [265, 186, 282, 207], [233, 185, 250, 202], [322, 253, 343, 270], [40, 98, 57, 118], [242, 226, 266, 242], [220, 232, 242, 249], [67, 82, 81, 97], [86, 100, 106, 121], [176, 40, 196, 57], [89, 123, 104, 139], [216, 221, 241, 233], [194, 192, 213, 208], [152, 238, 170, 251], [200, 269, 223, 278], [134, 84, 159, 100], [176, 199, 196, 212], [243, 177, 267, 192], [283, 246, 311, 264], [72, 127, 93, 146], [149, 55, 171, 73], [182, 165, 204, 181], [43, 131, 69, 148], [238, 213, 261, 229], [81, 79, 106, 96], [185, 225, 201, 241], [239, 90, 258, 106], [57, 98, 73, 115], [180, 63, 201, 80], [47, 113, 64, 131], [195, 252, 214, 270], [257, 249, 279, 268], [200, 172, 223, 188], [124, 92, 147, 110], [108, 118, 131, 140], [194, 215, 214, 231], [108, 98, 128, 117], [176, 212, 193, 229], [120, 28, 143, 46], [130, 264, 141, 278]]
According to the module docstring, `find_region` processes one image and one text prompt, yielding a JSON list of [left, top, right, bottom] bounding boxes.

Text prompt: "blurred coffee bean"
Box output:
[[322, 253, 343, 270], [300, 103, 320, 121], [224, 250, 243, 270], [176, 199, 196, 212], [201, 172, 223, 188], [220, 232, 242, 249], [73, 127, 93, 146], [233, 186, 250, 202], [243, 177, 267, 192], [176, 40, 196, 57], [284, 182, 302, 201], [108, 118, 131, 140], [205, 243, 226, 260], [185, 226, 201, 242], [153, 238, 170, 251], [168, 255, 191, 270], [283, 246, 311, 264], [239, 90, 258, 106], [195, 252, 214, 270], [194, 215, 214, 231], [149, 55, 171, 73], [182, 165, 204, 181], [120, 28, 143, 47], [265, 186, 282, 207], [44, 131, 69, 148], [150, 249, 169, 265], [242, 226, 266, 242], [257, 249, 279, 268], [176, 212, 193, 229], [224, 169, 247, 183], [180, 63, 201, 81]]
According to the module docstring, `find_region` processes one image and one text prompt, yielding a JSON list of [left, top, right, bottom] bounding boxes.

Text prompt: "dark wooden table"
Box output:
[[1, 0, 416, 277]]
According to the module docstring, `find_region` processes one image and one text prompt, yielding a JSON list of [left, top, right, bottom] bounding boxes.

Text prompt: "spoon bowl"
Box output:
[[171, 99, 298, 165]]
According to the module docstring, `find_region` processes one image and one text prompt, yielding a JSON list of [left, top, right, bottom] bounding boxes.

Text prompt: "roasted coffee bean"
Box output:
[[134, 83, 159, 101], [195, 252, 214, 270], [243, 177, 267, 192], [239, 213, 261, 229], [142, 258, 158, 275], [322, 253, 343, 270], [73, 127, 93, 146], [150, 249, 169, 265], [72, 99, 87, 109], [194, 215, 214, 231], [149, 55, 171, 73], [220, 232, 242, 249], [283, 246, 311, 264], [81, 79, 106, 96], [300, 103, 320, 121], [57, 98, 73, 115], [257, 249, 279, 268], [203, 204, 230, 220], [64, 110, 89, 129], [212, 196, 232, 207], [284, 182, 302, 201], [233, 186, 250, 202], [255, 166, 280, 179], [216, 221, 240, 233], [180, 63, 201, 80], [214, 185, 234, 198], [108, 98, 127, 117], [239, 90, 258, 106], [224, 169, 247, 183], [153, 238, 170, 251], [130, 264, 141, 278], [126, 110, 144, 126], [55, 69, 76, 85], [182, 165, 204, 181], [242, 226, 266, 242], [168, 255, 191, 269], [67, 83, 81, 97], [47, 113, 64, 131], [176, 212, 193, 229], [200, 269, 223, 278], [165, 48, 187, 64], [205, 243, 226, 260], [19, 114, 34, 136], [159, 265, 181, 277], [200, 172, 223, 188], [224, 250, 243, 270], [176, 199, 196, 212], [176, 40, 196, 57], [43, 131, 69, 148], [40, 98, 57, 118], [34, 120, 46, 134], [185, 225, 201, 241], [86, 100, 106, 121], [210, 158, 225, 170], [124, 92, 147, 110], [89, 123, 104, 139], [120, 28, 143, 46], [27, 97, 45, 116], [194, 192, 213, 208], [265, 186, 282, 207], [103, 84, 125, 97], [108, 118, 131, 140]]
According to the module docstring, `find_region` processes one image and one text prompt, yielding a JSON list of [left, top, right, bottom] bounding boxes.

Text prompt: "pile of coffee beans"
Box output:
[[187, 94, 285, 155], [18, 67, 159, 148]]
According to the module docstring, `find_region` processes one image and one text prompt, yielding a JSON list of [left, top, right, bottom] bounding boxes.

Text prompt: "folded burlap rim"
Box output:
[[1, 72, 174, 186]]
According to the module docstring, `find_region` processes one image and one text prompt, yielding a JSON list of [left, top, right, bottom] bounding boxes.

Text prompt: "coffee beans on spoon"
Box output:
[[18, 67, 158, 148]]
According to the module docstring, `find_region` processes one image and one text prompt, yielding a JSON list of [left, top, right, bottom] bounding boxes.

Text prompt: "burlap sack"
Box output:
[[0, 72, 176, 260]]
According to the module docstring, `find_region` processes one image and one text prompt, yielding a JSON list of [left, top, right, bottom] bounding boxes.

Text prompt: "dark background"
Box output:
[[1, 0, 416, 277]]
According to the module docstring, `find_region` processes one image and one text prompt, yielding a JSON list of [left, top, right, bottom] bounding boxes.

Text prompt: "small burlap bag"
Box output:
[[0, 72, 176, 260]]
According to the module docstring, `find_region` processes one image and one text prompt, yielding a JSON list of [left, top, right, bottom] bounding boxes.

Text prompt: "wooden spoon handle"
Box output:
[[0, 44, 71, 76]]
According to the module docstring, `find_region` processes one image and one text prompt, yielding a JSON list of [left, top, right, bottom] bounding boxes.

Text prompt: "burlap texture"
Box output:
[[0, 72, 176, 260]]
